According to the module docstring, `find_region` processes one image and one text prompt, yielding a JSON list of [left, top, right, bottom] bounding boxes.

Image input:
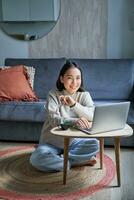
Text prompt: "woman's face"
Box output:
[[60, 67, 81, 94]]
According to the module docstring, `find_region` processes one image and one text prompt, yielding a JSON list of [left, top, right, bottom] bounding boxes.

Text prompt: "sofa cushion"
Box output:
[[0, 99, 46, 122], [0, 65, 38, 102], [23, 65, 35, 89], [0, 65, 35, 89], [69, 59, 134, 100]]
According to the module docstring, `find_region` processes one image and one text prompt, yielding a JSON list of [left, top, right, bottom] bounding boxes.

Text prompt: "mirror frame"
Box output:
[[0, 0, 61, 41]]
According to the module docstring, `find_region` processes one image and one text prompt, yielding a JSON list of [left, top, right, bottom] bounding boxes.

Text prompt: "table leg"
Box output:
[[114, 137, 121, 187], [99, 138, 104, 169], [63, 137, 70, 185]]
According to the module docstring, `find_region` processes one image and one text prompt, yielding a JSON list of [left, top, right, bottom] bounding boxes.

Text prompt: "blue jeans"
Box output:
[[30, 138, 99, 172]]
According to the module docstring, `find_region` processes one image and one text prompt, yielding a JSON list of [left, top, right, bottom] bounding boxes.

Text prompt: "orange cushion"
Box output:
[[0, 65, 38, 102]]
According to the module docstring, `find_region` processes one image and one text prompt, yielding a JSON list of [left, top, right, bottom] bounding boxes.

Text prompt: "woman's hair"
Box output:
[[56, 60, 85, 91]]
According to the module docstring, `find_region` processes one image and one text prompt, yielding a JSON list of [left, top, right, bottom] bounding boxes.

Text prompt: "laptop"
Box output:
[[76, 102, 130, 134]]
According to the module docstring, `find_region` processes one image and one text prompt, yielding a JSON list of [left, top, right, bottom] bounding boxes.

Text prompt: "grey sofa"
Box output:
[[0, 58, 133, 147]]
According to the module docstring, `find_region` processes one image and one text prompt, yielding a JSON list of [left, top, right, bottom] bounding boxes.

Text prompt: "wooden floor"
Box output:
[[0, 142, 134, 200], [82, 147, 134, 200]]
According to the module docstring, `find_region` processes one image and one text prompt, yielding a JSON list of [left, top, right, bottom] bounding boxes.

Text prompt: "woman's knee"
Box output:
[[94, 139, 99, 152], [84, 138, 99, 145], [93, 138, 99, 147], [30, 148, 69, 172], [85, 138, 99, 152], [30, 146, 54, 169]]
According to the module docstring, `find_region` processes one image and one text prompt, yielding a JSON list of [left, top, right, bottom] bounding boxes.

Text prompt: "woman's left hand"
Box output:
[[75, 117, 92, 129]]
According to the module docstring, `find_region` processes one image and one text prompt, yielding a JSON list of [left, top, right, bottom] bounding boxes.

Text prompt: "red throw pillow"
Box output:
[[0, 65, 38, 102]]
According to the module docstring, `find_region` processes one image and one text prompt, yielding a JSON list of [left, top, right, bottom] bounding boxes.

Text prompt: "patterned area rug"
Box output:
[[0, 145, 116, 200]]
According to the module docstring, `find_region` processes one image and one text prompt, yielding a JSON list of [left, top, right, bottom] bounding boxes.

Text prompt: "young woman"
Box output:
[[30, 61, 99, 172]]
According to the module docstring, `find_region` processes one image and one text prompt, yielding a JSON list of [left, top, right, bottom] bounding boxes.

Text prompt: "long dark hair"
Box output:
[[56, 60, 85, 91]]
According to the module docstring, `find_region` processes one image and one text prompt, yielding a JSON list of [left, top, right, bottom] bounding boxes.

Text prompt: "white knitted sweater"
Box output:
[[39, 89, 94, 148]]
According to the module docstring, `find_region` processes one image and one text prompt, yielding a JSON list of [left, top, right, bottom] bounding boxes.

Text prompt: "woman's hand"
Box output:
[[59, 95, 76, 107], [75, 117, 92, 129]]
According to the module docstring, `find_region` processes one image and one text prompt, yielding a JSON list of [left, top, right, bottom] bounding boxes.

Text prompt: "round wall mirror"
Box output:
[[0, 0, 61, 41]]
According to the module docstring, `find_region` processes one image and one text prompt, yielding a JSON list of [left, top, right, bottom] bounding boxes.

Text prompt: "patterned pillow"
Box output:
[[0, 65, 35, 89], [23, 66, 35, 89]]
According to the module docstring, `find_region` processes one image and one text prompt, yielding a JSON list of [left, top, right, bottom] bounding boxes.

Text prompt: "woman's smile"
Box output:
[[60, 67, 81, 94]]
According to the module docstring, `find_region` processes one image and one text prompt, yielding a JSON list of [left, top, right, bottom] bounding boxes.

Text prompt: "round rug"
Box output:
[[0, 145, 116, 200]]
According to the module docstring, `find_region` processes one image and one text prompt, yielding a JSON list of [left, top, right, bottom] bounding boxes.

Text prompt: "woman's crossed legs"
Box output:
[[30, 138, 99, 172]]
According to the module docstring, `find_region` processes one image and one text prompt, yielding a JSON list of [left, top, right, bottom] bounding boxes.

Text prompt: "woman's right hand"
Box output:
[[75, 117, 92, 129], [59, 95, 76, 107]]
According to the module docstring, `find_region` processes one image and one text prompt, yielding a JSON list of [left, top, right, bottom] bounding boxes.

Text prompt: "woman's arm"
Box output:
[[71, 92, 95, 121], [46, 90, 78, 126]]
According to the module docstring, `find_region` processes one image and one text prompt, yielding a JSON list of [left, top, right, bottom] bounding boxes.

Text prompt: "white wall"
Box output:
[[0, 29, 28, 65]]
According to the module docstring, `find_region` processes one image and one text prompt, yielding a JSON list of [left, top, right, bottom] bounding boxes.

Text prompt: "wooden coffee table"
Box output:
[[51, 124, 133, 186]]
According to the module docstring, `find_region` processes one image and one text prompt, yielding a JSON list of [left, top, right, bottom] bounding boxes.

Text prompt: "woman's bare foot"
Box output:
[[72, 157, 97, 167]]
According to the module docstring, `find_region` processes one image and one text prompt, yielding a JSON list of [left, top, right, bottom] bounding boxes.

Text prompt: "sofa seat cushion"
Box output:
[[0, 99, 133, 124], [94, 100, 134, 124], [0, 99, 46, 122]]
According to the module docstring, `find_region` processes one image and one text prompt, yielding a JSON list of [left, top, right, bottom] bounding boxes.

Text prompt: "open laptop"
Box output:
[[76, 102, 130, 134]]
